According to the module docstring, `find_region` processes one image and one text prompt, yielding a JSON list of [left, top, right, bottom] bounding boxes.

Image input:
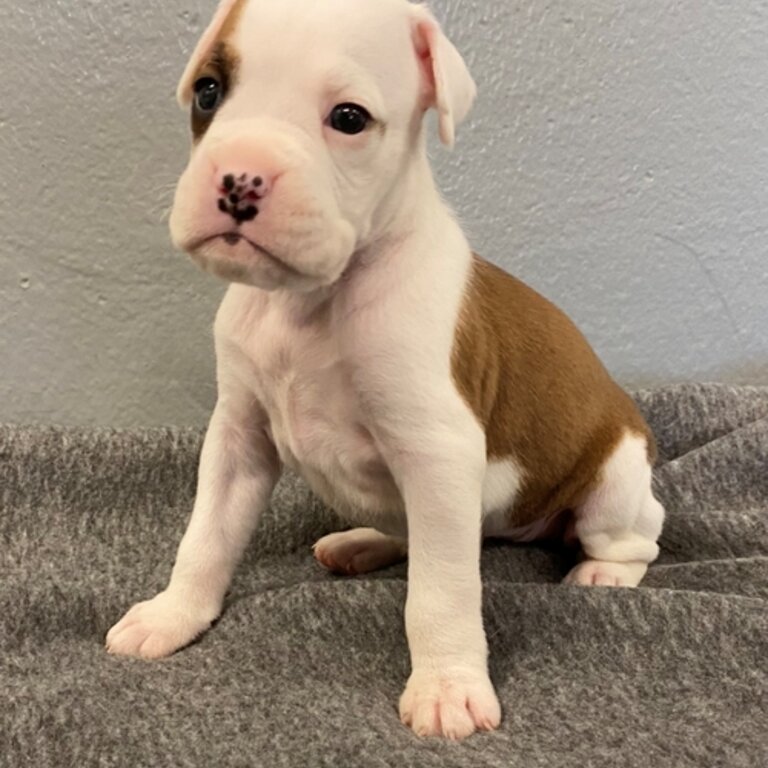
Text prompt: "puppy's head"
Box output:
[[169, 0, 476, 291]]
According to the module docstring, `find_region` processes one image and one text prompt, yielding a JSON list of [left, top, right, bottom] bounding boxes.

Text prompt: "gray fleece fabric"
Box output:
[[2, 383, 767, 767]]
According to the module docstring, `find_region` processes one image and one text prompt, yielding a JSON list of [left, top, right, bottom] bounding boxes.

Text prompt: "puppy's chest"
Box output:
[[223, 307, 400, 519]]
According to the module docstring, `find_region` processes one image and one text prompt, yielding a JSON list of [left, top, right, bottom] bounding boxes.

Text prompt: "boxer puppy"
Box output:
[[107, 0, 665, 740]]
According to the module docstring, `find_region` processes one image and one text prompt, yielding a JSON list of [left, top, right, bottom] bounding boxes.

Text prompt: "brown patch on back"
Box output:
[[452, 255, 656, 527]]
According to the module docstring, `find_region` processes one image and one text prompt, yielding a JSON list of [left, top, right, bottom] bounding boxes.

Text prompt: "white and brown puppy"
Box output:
[[107, 0, 665, 740]]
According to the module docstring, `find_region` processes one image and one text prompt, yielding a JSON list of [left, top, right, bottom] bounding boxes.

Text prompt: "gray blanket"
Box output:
[[2, 383, 767, 767]]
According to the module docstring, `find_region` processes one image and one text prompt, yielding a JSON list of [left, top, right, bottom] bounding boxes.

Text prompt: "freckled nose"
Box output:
[[216, 172, 268, 224]]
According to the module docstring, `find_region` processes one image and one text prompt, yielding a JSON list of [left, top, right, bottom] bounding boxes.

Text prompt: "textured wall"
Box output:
[[1, 0, 766, 427]]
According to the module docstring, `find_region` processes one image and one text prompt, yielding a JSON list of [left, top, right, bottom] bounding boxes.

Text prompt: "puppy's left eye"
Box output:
[[329, 103, 373, 135]]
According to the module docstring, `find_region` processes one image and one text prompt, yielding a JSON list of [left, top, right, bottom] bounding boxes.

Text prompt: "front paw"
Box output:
[[105, 590, 217, 660], [399, 667, 501, 740]]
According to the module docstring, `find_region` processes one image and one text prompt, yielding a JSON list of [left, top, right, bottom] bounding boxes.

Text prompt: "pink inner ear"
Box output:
[[413, 19, 439, 110]]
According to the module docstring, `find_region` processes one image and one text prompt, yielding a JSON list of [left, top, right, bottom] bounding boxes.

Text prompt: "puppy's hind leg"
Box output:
[[564, 432, 664, 588], [313, 528, 407, 575]]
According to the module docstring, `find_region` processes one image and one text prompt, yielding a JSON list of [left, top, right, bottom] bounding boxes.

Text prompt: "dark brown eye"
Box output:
[[194, 77, 223, 115], [329, 103, 372, 134]]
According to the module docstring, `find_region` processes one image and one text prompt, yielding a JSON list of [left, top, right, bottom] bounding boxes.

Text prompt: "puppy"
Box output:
[[107, 0, 664, 740]]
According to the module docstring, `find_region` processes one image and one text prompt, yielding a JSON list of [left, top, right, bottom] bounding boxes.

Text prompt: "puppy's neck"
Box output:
[[370, 138, 453, 243], [343, 138, 468, 273]]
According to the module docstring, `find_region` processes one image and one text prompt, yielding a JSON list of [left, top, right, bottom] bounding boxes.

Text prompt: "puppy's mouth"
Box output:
[[189, 232, 300, 276]]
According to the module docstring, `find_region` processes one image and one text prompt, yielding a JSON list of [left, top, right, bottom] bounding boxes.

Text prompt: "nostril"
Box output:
[[234, 206, 258, 223], [219, 173, 268, 196]]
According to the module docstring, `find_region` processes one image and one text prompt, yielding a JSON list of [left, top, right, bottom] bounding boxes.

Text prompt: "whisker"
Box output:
[[157, 203, 174, 223]]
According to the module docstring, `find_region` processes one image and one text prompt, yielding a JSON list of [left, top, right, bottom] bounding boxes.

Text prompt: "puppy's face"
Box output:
[[169, 0, 475, 291]]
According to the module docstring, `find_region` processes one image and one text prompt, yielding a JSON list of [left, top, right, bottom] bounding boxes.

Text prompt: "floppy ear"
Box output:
[[176, 0, 243, 107], [410, 5, 477, 148]]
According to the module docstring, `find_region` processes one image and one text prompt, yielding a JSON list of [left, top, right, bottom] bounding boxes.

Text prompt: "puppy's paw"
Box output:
[[399, 668, 501, 740], [313, 528, 406, 575], [563, 559, 647, 588], [105, 590, 217, 660]]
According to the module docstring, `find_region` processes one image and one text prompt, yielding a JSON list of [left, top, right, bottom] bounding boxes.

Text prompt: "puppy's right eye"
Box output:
[[194, 77, 223, 115], [329, 103, 373, 135]]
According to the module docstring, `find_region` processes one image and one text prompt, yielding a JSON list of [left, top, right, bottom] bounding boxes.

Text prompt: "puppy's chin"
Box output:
[[185, 235, 348, 293]]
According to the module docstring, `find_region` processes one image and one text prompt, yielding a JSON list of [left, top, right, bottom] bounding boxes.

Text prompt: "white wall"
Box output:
[[1, 0, 766, 426]]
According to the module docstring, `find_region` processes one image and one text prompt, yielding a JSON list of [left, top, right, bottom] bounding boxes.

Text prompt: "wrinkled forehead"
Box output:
[[228, 0, 421, 112]]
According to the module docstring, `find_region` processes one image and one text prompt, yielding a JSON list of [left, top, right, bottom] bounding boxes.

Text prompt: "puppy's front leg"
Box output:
[[393, 422, 501, 740], [106, 396, 280, 659]]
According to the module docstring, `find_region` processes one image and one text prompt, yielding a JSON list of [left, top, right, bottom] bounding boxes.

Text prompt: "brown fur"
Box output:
[[191, 42, 241, 140], [190, 0, 248, 140], [452, 255, 656, 528]]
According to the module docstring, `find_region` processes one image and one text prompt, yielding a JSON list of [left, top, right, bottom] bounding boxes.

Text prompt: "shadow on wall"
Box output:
[[623, 361, 768, 392], [695, 361, 768, 388]]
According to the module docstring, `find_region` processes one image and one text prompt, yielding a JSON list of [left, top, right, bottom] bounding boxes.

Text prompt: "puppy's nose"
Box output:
[[216, 172, 268, 224]]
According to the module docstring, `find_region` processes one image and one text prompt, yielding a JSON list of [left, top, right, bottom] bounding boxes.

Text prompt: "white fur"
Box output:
[[482, 459, 525, 517], [107, 395, 281, 656], [565, 432, 665, 587], [483, 458, 551, 541], [107, 0, 661, 741], [115, 0, 495, 739]]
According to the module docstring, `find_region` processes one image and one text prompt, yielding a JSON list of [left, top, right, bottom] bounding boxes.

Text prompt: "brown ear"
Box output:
[[176, 0, 245, 106], [411, 5, 477, 148]]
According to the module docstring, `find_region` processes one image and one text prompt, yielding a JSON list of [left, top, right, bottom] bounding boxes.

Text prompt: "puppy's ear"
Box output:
[[176, 0, 243, 106], [411, 5, 477, 148]]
